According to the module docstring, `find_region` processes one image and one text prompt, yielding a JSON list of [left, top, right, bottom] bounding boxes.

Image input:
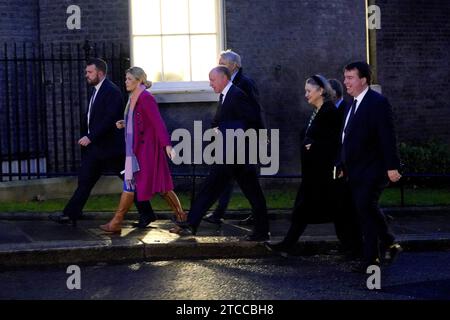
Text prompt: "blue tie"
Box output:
[[87, 87, 97, 131], [89, 87, 97, 110]]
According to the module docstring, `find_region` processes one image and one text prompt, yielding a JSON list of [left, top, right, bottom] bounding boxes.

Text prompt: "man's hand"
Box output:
[[78, 136, 91, 147], [116, 120, 125, 129], [388, 169, 402, 183]]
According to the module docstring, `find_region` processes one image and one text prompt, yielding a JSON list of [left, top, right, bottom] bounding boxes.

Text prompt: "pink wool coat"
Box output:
[[132, 90, 173, 201]]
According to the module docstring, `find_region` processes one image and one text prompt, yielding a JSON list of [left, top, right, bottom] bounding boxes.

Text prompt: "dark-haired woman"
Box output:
[[265, 74, 341, 254]]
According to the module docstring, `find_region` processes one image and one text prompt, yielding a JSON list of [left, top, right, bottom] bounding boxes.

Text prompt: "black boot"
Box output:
[[132, 213, 156, 228], [133, 200, 157, 228], [264, 241, 292, 257]]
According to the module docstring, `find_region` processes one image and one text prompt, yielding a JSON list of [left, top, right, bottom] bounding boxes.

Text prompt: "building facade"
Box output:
[[0, 0, 448, 179]]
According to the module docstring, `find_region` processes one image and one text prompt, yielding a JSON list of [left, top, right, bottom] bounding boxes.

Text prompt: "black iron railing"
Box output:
[[0, 41, 130, 181], [180, 169, 450, 208]]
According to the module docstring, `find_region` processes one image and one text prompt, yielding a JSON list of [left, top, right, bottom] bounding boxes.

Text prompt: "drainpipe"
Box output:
[[366, 0, 381, 92]]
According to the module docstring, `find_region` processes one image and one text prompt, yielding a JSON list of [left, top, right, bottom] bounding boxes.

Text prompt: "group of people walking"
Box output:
[[49, 51, 403, 273], [49, 59, 186, 233]]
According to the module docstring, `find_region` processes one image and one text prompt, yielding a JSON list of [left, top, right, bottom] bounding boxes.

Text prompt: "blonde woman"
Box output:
[[100, 67, 186, 233]]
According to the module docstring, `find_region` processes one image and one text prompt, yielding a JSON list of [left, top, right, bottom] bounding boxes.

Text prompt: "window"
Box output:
[[130, 0, 223, 94]]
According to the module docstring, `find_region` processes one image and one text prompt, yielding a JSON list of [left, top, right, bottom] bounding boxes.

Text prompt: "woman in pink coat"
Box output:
[[100, 67, 186, 233]]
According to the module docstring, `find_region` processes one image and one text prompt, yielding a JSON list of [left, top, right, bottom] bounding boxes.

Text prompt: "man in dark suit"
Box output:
[[329, 78, 347, 125], [203, 50, 264, 226], [174, 66, 269, 241], [329, 78, 363, 259], [339, 61, 402, 272], [49, 58, 156, 227]]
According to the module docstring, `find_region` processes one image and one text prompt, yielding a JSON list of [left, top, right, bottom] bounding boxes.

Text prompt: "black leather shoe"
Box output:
[[238, 215, 254, 226], [187, 224, 198, 235], [48, 213, 77, 226], [351, 259, 380, 273], [132, 214, 157, 228], [264, 241, 291, 257], [245, 232, 270, 242], [203, 214, 222, 225], [383, 243, 403, 264], [170, 221, 198, 236]]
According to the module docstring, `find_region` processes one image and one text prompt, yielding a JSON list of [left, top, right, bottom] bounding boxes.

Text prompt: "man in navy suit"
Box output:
[[339, 61, 402, 272], [49, 58, 156, 226], [329, 78, 348, 126], [329, 78, 363, 258], [173, 65, 269, 241], [204, 50, 264, 226]]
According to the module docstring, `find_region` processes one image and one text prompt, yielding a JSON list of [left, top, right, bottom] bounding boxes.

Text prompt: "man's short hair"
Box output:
[[86, 58, 108, 75], [212, 65, 231, 80], [344, 61, 371, 85], [329, 79, 344, 98]]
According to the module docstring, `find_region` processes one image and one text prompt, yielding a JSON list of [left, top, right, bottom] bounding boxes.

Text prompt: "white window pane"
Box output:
[[189, 0, 217, 34], [133, 36, 163, 82], [131, 0, 161, 35], [161, 0, 189, 34], [190, 35, 217, 81], [162, 36, 191, 81]]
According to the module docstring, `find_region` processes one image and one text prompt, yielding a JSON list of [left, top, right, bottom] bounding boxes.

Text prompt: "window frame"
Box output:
[[128, 0, 225, 103]]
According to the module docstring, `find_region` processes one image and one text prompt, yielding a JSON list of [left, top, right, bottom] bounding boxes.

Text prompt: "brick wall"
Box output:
[[38, 0, 130, 46], [0, 0, 39, 43], [376, 0, 450, 145], [3, 1, 447, 177], [225, 0, 367, 173], [0, 0, 367, 175]]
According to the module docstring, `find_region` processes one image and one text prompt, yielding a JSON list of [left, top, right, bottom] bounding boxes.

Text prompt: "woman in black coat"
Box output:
[[265, 74, 341, 254]]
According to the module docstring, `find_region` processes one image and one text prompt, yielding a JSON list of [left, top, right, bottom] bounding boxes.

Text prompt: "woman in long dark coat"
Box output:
[[265, 74, 341, 253]]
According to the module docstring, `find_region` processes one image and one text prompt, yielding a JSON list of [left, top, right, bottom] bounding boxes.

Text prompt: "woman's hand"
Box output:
[[116, 120, 125, 129], [166, 146, 176, 160], [305, 144, 312, 150]]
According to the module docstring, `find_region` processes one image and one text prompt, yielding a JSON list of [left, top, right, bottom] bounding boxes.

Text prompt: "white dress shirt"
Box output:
[[342, 86, 369, 142], [221, 81, 233, 102], [87, 77, 106, 133]]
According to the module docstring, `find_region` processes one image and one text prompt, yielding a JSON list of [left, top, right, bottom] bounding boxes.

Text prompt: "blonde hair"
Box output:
[[126, 66, 152, 89]]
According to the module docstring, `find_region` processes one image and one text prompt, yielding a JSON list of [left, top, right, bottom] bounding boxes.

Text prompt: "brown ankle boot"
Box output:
[[161, 191, 187, 222], [100, 192, 135, 233]]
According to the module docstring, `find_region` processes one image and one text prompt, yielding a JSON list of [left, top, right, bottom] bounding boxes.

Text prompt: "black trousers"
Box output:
[[333, 179, 363, 255], [211, 181, 233, 219], [349, 180, 395, 262], [63, 150, 155, 220], [188, 164, 269, 234], [281, 180, 363, 254]]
